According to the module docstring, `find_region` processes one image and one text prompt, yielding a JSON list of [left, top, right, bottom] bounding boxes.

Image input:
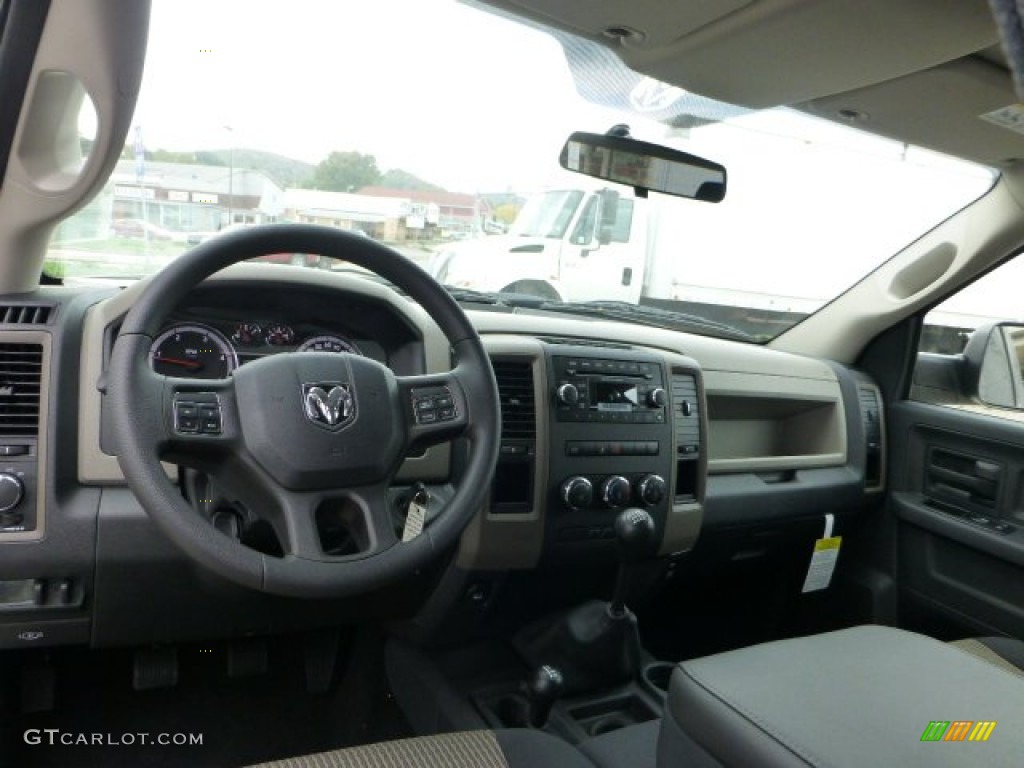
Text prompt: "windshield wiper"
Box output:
[[534, 300, 757, 342], [443, 286, 509, 305]]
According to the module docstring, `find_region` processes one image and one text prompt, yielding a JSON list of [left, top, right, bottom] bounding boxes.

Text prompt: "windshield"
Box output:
[[510, 190, 585, 239], [47, 0, 996, 341]]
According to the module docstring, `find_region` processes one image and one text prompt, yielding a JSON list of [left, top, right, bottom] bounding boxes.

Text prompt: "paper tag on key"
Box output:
[[402, 487, 428, 542], [802, 513, 841, 593]]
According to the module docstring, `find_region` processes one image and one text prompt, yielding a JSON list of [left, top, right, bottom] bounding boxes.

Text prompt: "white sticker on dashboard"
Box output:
[[980, 104, 1024, 136]]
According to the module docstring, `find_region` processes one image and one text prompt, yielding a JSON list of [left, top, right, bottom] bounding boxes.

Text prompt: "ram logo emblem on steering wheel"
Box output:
[[302, 383, 355, 429]]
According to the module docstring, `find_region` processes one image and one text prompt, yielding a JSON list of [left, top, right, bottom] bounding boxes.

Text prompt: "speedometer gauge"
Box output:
[[150, 324, 238, 379], [297, 335, 361, 355]]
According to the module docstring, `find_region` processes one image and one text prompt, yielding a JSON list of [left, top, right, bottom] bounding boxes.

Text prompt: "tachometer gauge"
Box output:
[[264, 324, 295, 346], [297, 335, 362, 355], [150, 324, 238, 379]]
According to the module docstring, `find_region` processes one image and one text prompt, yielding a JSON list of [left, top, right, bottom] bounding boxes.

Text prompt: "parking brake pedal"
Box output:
[[133, 647, 179, 691]]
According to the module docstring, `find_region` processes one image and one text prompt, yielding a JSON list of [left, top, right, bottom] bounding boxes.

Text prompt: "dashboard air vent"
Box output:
[[0, 343, 43, 436], [671, 371, 701, 456], [0, 305, 52, 325], [859, 387, 883, 489], [492, 360, 536, 439]]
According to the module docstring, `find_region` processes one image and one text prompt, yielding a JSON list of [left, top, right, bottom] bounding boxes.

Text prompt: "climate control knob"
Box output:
[[556, 383, 580, 406], [0, 473, 24, 513], [646, 387, 668, 408], [561, 476, 593, 510], [636, 474, 667, 506], [601, 475, 632, 508]]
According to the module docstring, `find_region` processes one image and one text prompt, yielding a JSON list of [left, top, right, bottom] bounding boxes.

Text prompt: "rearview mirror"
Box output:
[[559, 131, 726, 203]]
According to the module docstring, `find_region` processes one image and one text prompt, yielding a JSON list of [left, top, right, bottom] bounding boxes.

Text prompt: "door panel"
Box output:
[[887, 400, 1024, 637]]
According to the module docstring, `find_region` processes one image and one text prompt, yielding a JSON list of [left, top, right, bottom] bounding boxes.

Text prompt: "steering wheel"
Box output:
[[108, 224, 501, 598]]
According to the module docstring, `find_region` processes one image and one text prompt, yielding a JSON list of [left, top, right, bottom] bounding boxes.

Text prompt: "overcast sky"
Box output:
[[123, 0, 998, 307]]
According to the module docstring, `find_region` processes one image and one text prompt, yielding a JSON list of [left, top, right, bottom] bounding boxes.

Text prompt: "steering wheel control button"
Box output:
[[199, 405, 222, 434], [411, 387, 457, 424], [174, 394, 223, 435], [174, 401, 200, 433]]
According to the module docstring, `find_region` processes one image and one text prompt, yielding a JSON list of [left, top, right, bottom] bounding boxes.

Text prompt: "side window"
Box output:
[[913, 254, 1024, 415], [609, 198, 634, 243], [570, 197, 598, 245]]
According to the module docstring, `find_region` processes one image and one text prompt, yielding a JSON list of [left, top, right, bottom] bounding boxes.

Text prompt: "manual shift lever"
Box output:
[[609, 508, 656, 618], [512, 508, 656, 694], [524, 664, 565, 728]]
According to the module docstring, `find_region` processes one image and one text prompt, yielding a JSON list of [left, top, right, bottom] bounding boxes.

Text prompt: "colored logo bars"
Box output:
[[920, 721, 997, 743]]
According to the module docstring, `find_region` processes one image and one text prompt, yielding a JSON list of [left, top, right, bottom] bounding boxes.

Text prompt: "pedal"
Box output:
[[20, 663, 55, 713], [304, 629, 341, 694], [227, 638, 267, 678], [133, 647, 178, 691]]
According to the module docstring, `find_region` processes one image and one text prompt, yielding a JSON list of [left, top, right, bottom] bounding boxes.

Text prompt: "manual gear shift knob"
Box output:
[[609, 508, 655, 618], [525, 665, 565, 728], [614, 507, 656, 562]]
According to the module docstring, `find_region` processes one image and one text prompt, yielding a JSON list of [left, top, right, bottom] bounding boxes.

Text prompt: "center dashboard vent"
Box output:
[[0, 343, 43, 436], [671, 371, 701, 455], [0, 304, 53, 325], [491, 360, 536, 440]]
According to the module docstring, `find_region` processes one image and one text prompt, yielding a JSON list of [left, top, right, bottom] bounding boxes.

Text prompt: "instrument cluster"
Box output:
[[149, 320, 365, 379]]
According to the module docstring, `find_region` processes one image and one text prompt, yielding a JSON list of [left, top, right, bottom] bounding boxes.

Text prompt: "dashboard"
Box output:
[[0, 265, 885, 648]]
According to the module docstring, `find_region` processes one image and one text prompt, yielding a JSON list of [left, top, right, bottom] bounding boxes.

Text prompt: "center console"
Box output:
[[546, 349, 675, 558]]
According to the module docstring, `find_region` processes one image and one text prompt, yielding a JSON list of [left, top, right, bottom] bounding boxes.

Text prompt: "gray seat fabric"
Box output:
[[951, 636, 1024, 678], [247, 729, 596, 768], [661, 625, 1024, 768], [579, 720, 661, 768]]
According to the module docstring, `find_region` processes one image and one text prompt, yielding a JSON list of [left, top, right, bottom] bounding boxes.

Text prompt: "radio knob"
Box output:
[[556, 383, 580, 406], [0, 473, 24, 513], [601, 475, 632, 508], [646, 387, 667, 408], [637, 474, 667, 506], [561, 476, 593, 510]]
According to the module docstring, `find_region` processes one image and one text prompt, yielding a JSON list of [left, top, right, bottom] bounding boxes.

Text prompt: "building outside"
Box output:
[[282, 189, 413, 241], [358, 187, 492, 237], [107, 160, 285, 237]]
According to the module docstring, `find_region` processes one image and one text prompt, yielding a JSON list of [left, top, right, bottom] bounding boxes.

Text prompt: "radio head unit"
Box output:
[[552, 356, 667, 424]]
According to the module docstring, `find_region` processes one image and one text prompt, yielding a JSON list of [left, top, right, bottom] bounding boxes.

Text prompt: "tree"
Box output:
[[306, 151, 380, 192], [493, 203, 522, 226]]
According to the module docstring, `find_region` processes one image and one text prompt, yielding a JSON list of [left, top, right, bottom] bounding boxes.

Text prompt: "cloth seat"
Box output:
[[950, 635, 1024, 677], [247, 729, 597, 768], [660, 626, 1024, 768]]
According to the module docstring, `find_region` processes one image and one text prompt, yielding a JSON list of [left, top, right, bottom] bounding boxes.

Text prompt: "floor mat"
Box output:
[[1, 628, 411, 768]]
